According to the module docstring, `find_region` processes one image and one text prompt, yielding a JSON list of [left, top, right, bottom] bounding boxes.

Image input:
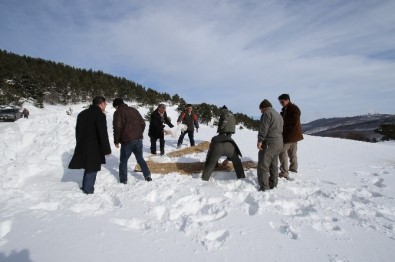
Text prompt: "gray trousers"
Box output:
[[202, 142, 245, 181], [257, 140, 283, 190], [279, 142, 298, 176]]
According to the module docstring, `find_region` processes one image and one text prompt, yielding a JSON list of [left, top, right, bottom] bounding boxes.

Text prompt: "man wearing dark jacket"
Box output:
[[202, 133, 245, 181], [177, 104, 199, 148], [148, 103, 174, 155], [278, 94, 303, 179], [113, 98, 152, 183], [69, 96, 111, 194], [257, 99, 284, 191]]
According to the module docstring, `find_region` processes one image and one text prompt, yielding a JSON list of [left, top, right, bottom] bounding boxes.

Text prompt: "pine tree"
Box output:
[[375, 124, 395, 140]]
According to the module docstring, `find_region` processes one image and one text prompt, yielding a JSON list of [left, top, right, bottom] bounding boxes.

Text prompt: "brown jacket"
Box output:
[[113, 104, 145, 144], [281, 103, 304, 143]]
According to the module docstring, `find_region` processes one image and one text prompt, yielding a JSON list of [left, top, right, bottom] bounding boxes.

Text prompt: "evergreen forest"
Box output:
[[0, 49, 259, 130]]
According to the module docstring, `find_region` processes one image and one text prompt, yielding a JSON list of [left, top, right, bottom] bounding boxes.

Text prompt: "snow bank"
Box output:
[[0, 103, 394, 262]]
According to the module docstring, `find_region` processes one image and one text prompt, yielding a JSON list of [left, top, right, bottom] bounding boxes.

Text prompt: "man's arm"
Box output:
[[113, 111, 122, 146], [286, 105, 301, 127], [165, 113, 174, 128], [97, 114, 111, 155], [177, 113, 184, 124], [194, 114, 199, 129], [257, 112, 271, 143]]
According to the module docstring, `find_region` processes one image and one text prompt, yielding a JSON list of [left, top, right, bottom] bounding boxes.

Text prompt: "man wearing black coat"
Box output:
[[202, 134, 245, 181], [148, 103, 174, 155], [69, 96, 112, 194]]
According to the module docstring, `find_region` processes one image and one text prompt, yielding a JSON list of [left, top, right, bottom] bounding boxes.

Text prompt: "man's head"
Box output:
[[278, 94, 290, 107], [186, 104, 193, 113], [112, 98, 124, 109], [158, 103, 166, 114], [259, 99, 272, 113], [92, 96, 107, 112]]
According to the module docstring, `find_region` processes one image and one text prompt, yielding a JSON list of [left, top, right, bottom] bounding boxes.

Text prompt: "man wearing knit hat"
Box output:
[[256, 99, 284, 191]]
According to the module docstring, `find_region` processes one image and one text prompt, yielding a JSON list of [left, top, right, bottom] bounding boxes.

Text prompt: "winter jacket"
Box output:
[[258, 107, 283, 143], [113, 104, 145, 144], [217, 109, 236, 134], [177, 111, 199, 131], [281, 103, 304, 143], [148, 109, 174, 138], [68, 105, 111, 172]]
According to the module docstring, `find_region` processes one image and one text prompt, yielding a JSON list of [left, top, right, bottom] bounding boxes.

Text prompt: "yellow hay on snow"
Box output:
[[166, 141, 211, 157], [135, 161, 256, 175], [135, 141, 256, 175]]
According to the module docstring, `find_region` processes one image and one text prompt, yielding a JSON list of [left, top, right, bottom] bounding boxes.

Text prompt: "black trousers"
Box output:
[[177, 130, 195, 146], [150, 134, 165, 154]]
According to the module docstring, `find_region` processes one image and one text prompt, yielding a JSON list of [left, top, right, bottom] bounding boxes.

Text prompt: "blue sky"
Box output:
[[1, 0, 395, 122]]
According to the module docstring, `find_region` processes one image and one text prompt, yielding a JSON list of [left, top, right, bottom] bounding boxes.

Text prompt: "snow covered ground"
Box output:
[[0, 103, 394, 262]]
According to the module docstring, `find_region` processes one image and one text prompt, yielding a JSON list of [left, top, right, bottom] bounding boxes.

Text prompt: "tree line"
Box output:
[[0, 49, 259, 130]]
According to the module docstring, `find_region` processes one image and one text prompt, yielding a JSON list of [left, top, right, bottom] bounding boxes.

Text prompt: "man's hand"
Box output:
[[257, 142, 263, 150], [115, 143, 120, 148]]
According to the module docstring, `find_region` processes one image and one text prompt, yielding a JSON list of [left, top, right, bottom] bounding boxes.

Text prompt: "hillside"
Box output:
[[1, 103, 395, 261], [302, 114, 395, 141], [0, 49, 259, 130]]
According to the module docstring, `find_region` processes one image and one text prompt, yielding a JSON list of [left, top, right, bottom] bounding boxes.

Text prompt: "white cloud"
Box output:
[[1, 0, 395, 121]]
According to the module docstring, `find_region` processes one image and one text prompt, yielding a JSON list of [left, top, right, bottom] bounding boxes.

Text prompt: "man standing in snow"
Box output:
[[202, 133, 245, 181], [217, 105, 236, 136], [148, 103, 174, 155], [22, 108, 29, 118], [278, 94, 303, 179], [177, 104, 199, 148], [69, 96, 111, 194], [257, 99, 284, 191], [112, 98, 152, 183]]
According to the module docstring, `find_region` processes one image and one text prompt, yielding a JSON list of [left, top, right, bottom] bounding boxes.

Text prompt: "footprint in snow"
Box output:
[[270, 221, 299, 240], [243, 194, 260, 216], [110, 218, 150, 231], [373, 177, 386, 188], [201, 229, 230, 251]]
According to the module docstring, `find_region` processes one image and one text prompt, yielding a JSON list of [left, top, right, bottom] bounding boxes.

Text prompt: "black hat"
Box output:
[[278, 94, 290, 101], [221, 105, 228, 110], [259, 99, 272, 109], [113, 98, 124, 108]]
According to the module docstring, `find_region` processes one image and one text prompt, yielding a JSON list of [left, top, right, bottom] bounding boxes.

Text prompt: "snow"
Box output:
[[0, 103, 394, 262]]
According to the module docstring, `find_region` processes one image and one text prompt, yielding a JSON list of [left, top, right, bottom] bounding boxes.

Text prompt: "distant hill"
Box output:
[[302, 114, 395, 142]]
